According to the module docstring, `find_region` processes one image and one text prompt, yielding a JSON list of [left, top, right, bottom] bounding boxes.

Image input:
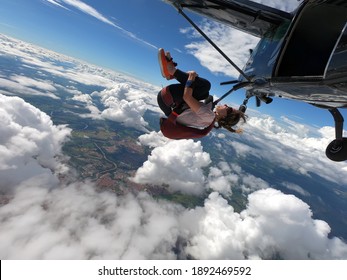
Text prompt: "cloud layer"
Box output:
[[181, 189, 347, 260], [0, 34, 160, 132], [0, 93, 181, 259], [1, 105, 346, 260], [1, 84, 347, 260]]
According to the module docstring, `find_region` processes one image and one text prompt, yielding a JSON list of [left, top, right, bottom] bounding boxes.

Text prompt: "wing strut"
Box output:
[[175, 4, 252, 82]]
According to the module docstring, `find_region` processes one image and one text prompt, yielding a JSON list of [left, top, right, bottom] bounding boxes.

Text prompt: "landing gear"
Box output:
[[325, 108, 347, 161], [326, 138, 347, 162]]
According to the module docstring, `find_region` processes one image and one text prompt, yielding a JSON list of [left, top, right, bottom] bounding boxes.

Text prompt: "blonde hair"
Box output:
[[215, 108, 247, 133]]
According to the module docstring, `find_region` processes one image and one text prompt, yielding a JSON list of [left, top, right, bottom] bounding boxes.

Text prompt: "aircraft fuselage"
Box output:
[[242, 0, 347, 108]]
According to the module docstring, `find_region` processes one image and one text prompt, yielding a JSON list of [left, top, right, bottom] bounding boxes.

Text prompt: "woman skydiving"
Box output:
[[157, 48, 246, 139]]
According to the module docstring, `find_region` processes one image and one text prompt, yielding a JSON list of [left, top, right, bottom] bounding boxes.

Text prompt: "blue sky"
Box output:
[[0, 0, 344, 127]]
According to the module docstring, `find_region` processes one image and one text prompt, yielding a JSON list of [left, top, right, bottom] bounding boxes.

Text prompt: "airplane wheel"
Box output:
[[326, 138, 347, 162]]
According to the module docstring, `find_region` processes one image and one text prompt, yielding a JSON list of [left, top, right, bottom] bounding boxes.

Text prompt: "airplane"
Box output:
[[164, 0, 347, 162]]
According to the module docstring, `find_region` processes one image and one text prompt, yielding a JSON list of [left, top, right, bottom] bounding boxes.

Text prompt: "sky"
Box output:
[[2, 0, 347, 260], [0, 0, 344, 127]]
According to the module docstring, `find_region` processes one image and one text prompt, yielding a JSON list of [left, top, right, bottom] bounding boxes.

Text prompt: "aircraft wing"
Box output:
[[165, 0, 293, 37]]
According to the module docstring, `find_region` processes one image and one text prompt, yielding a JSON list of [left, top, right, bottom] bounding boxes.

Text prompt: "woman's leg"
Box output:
[[157, 89, 173, 116], [173, 69, 211, 100], [157, 69, 211, 116]]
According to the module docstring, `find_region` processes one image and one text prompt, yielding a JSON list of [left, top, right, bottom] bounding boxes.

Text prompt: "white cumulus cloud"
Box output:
[[180, 189, 347, 259], [92, 84, 149, 131], [132, 139, 211, 195], [0, 94, 71, 192]]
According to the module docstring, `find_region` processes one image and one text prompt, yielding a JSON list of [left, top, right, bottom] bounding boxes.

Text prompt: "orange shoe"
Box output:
[[158, 48, 177, 80]]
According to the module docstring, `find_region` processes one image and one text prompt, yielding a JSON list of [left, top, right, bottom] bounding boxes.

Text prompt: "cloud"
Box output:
[[0, 95, 178, 259], [45, 0, 69, 10], [10, 75, 57, 92], [132, 138, 211, 196], [61, 0, 117, 27], [43, 0, 157, 49], [0, 94, 71, 192], [206, 163, 238, 195], [0, 76, 58, 99], [0, 94, 182, 259], [134, 133, 271, 197], [281, 182, 310, 197], [0, 182, 183, 259], [0, 178, 185, 259], [137, 131, 169, 148], [180, 190, 347, 259], [184, 21, 259, 78], [227, 114, 347, 186], [91, 84, 150, 132], [76, 79, 160, 131], [2, 176, 347, 259], [205, 161, 271, 195], [45, 0, 117, 27]]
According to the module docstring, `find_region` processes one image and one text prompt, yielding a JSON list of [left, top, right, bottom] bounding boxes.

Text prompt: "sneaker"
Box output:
[[165, 51, 178, 79], [158, 48, 177, 80]]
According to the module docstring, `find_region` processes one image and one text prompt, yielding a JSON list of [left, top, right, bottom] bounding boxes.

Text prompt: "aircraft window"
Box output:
[[276, 2, 347, 77], [244, 21, 289, 78], [326, 23, 347, 79]]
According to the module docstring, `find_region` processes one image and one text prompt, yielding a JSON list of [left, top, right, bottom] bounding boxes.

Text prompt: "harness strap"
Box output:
[[167, 111, 179, 124]]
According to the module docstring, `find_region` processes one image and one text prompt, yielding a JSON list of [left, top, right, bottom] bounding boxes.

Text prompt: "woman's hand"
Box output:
[[187, 71, 198, 81], [183, 71, 201, 113]]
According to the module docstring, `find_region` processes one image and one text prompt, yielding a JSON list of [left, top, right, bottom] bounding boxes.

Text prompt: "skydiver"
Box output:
[[157, 49, 246, 137]]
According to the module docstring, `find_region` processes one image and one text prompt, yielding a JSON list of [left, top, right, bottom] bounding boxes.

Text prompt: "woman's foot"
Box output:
[[158, 48, 177, 80]]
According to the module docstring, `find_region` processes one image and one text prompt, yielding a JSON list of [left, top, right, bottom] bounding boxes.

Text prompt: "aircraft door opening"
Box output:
[[275, 0, 347, 78]]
